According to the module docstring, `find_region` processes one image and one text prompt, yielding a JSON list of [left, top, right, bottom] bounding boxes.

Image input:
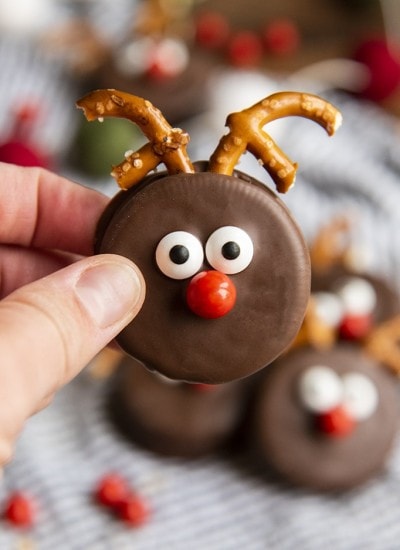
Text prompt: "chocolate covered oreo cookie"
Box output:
[[77, 89, 341, 383], [252, 345, 399, 491]]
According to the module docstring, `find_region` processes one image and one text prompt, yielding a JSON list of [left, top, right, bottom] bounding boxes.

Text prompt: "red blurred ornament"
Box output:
[[263, 18, 300, 56], [227, 31, 264, 67], [353, 38, 400, 102], [195, 11, 230, 49], [0, 102, 50, 168], [186, 270, 237, 319]]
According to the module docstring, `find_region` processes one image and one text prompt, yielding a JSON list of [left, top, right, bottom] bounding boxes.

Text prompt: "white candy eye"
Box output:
[[149, 37, 189, 77], [205, 226, 253, 274], [155, 231, 204, 280], [299, 365, 343, 413], [313, 292, 344, 328], [342, 372, 378, 420], [116, 37, 154, 76], [335, 277, 377, 316]]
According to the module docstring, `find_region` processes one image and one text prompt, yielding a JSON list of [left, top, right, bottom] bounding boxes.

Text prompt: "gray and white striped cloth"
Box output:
[[2, 12, 400, 550]]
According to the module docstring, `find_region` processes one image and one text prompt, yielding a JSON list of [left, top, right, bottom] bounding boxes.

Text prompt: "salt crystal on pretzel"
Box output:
[[76, 89, 194, 190], [209, 91, 342, 193]]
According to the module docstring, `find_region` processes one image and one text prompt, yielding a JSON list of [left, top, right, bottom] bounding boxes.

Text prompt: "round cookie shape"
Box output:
[[107, 355, 247, 457], [78, 89, 341, 384], [96, 166, 310, 383], [253, 345, 399, 491], [99, 51, 212, 125], [312, 266, 400, 327]]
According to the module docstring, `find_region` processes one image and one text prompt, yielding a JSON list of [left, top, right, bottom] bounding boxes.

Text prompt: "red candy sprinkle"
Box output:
[[4, 492, 37, 528], [117, 494, 150, 527], [94, 473, 151, 527], [316, 406, 355, 438], [339, 313, 373, 341], [95, 473, 130, 508], [186, 270, 236, 319]]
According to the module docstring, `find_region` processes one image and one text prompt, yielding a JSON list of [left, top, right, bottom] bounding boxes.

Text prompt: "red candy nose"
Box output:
[[339, 313, 373, 341], [186, 270, 236, 319], [315, 405, 355, 438]]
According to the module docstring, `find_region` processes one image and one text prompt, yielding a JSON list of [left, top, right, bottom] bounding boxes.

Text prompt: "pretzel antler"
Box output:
[[291, 296, 337, 351], [310, 216, 352, 274], [209, 91, 342, 193], [365, 315, 400, 376], [76, 89, 194, 190]]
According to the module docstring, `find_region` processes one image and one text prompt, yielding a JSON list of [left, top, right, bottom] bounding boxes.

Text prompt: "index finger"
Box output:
[[0, 163, 109, 255]]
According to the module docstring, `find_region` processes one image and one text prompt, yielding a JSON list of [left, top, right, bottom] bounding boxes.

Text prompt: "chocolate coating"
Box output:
[[253, 345, 400, 491], [107, 355, 246, 457], [312, 266, 400, 326], [98, 52, 211, 124], [96, 165, 310, 383]]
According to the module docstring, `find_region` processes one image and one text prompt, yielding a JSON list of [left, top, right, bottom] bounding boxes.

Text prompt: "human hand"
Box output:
[[0, 163, 145, 466]]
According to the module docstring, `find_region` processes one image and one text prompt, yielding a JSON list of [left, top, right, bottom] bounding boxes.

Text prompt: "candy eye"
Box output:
[[298, 365, 343, 413], [205, 226, 254, 274], [342, 372, 378, 420], [313, 292, 344, 328], [334, 277, 377, 316], [155, 231, 204, 280]]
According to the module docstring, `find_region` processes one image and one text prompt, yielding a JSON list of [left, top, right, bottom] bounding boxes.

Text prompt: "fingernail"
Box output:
[[75, 261, 143, 329]]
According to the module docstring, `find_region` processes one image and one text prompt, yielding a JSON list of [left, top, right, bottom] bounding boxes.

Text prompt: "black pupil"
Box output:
[[169, 245, 189, 264], [222, 241, 240, 260]]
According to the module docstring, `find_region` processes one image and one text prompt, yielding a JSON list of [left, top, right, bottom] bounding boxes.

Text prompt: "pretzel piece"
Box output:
[[292, 297, 337, 351], [76, 89, 194, 190], [209, 91, 342, 193], [365, 315, 400, 376], [310, 216, 351, 274]]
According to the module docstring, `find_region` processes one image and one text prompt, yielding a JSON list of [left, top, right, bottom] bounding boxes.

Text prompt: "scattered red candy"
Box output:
[[263, 19, 300, 56], [339, 313, 373, 341], [95, 473, 130, 508], [195, 11, 230, 49], [186, 270, 237, 319], [4, 492, 37, 528], [117, 494, 150, 527], [94, 473, 151, 527], [227, 31, 264, 67], [316, 405, 355, 438]]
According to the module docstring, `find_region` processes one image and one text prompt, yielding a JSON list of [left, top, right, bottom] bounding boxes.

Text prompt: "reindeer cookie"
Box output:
[[252, 344, 399, 491], [77, 89, 341, 383], [107, 354, 248, 457], [249, 220, 400, 491]]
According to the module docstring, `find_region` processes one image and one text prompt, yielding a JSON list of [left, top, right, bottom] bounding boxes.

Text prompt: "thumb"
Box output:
[[0, 254, 145, 461]]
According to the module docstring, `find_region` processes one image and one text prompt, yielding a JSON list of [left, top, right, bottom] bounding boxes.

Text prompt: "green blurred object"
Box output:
[[70, 116, 144, 177]]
